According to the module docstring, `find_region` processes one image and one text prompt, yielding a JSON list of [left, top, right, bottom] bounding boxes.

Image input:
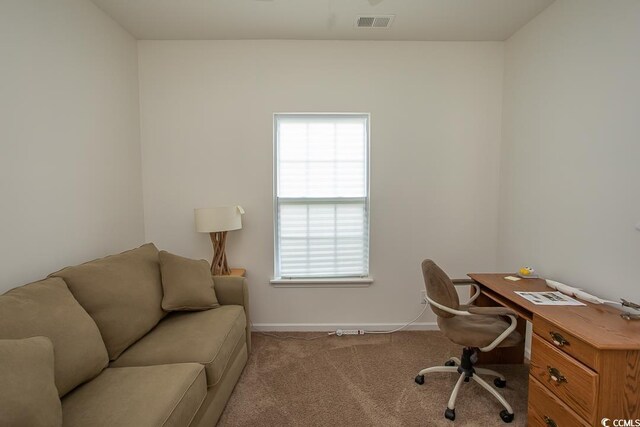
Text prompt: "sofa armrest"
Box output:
[[213, 276, 247, 306], [213, 275, 251, 353]]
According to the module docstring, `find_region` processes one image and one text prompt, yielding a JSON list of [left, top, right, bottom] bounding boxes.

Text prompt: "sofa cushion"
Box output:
[[62, 363, 206, 427], [0, 277, 108, 396], [0, 337, 62, 427], [159, 250, 219, 311], [112, 305, 246, 387], [50, 243, 165, 360]]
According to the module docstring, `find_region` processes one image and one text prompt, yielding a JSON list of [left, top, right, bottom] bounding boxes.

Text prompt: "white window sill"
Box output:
[[270, 277, 374, 288]]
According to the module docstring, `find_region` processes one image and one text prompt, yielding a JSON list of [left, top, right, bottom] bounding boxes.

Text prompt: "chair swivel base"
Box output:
[[414, 347, 515, 423]]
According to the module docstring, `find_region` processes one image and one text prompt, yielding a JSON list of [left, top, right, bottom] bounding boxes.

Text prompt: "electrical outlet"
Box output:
[[420, 290, 427, 304]]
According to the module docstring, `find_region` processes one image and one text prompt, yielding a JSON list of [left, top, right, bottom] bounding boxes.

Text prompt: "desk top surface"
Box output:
[[469, 273, 640, 350]]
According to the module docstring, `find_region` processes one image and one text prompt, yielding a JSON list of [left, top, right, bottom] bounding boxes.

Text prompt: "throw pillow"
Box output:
[[159, 250, 220, 311]]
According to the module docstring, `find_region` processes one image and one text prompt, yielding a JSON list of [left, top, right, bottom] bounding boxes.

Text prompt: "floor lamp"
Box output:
[[195, 206, 244, 275]]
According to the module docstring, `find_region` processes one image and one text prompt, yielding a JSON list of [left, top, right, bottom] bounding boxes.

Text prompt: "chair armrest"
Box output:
[[213, 275, 251, 353], [468, 306, 518, 317], [462, 288, 520, 352], [452, 280, 481, 305]]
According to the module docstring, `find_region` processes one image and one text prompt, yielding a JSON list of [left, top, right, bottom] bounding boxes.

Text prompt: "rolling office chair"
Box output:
[[415, 260, 522, 423]]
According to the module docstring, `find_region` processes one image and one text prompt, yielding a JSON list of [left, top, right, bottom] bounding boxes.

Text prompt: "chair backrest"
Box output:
[[421, 259, 460, 318]]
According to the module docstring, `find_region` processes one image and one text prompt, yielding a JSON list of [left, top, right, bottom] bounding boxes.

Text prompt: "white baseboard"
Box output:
[[251, 322, 439, 332]]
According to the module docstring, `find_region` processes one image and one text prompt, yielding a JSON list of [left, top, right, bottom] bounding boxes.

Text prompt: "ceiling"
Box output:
[[90, 0, 554, 41]]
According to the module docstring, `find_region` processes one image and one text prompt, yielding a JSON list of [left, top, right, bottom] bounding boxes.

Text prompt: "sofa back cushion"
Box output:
[[0, 337, 62, 427], [0, 278, 108, 397], [50, 243, 165, 360]]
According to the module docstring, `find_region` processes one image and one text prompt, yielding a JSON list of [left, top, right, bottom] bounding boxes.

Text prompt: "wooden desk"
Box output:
[[470, 274, 640, 426]]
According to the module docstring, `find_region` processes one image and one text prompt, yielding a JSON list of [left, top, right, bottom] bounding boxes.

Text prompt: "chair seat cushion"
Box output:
[[62, 364, 206, 427], [111, 305, 246, 387], [437, 314, 523, 348]]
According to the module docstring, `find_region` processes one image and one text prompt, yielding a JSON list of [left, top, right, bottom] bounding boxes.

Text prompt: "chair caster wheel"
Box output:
[[499, 410, 514, 423], [414, 375, 425, 385], [444, 360, 456, 366], [494, 378, 507, 388], [444, 408, 455, 421]]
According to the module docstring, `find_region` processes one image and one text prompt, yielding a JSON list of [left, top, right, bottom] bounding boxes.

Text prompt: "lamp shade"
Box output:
[[195, 206, 244, 233]]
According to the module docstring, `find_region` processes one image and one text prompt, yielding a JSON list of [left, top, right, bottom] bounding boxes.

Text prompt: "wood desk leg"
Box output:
[[474, 292, 527, 365]]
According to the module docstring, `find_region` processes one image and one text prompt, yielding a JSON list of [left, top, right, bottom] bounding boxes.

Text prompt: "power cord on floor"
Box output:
[[363, 302, 429, 334], [252, 299, 429, 340]]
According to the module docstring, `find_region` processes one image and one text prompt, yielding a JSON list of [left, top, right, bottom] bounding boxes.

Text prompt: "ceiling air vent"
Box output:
[[355, 15, 395, 29]]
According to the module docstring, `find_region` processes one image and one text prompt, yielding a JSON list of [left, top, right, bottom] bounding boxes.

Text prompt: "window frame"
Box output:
[[272, 113, 372, 285]]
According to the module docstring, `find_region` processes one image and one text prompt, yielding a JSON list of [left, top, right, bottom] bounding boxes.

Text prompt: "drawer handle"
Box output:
[[547, 366, 568, 384], [544, 416, 558, 427], [549, 331, 569, 347]]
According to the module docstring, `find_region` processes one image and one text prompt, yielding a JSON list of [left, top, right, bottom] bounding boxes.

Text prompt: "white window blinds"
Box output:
[[274, 114, 370, 279]]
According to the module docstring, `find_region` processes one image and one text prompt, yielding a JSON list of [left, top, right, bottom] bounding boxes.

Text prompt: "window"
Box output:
[[274, 114, 370, 281]]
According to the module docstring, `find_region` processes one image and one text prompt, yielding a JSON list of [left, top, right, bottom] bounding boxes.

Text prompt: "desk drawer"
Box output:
[[530, 334, 598, 423], [533, 317, 599, 369], [528, 376, 589, 427]]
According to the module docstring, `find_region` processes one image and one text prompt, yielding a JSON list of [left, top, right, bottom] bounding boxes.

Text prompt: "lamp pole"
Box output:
[[209, 231, 230, 275]]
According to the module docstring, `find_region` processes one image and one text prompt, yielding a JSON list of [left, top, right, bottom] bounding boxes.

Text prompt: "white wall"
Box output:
[[138, 40, 504, 328], [499, 0, 640, 300], [0, 0, 145, 292]]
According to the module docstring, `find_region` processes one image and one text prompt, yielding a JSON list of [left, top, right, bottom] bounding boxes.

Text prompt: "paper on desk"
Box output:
[[515, 291, 586, 306]]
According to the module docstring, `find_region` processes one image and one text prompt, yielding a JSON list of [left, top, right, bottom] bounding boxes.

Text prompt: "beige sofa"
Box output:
[[0, 243, 250, 426]]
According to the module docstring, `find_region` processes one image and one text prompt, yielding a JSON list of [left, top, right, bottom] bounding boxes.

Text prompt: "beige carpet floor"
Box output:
[[218, 331, 529, 426]]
